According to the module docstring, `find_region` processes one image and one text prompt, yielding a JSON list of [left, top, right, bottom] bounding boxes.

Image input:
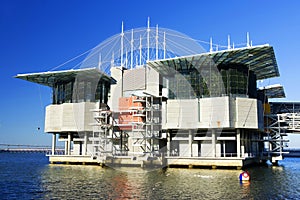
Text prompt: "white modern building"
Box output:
[[16, 23, 295, 168]]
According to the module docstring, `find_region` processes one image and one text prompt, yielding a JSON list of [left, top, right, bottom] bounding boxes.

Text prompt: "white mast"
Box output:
[[247, 32, 250, 47], [111, 52, 114, 67], [147, 17, 150, 62], [227, 35, 231, 50], [121, 21, 124, 67], [156, 24, 159, 60], [210, 37, 213, 52], [131, 29, 134, 69], [98, 54, 102, 70], [125, 49, 128, 69], [139, 35, 142, 66], [163, 31, 166, 59]]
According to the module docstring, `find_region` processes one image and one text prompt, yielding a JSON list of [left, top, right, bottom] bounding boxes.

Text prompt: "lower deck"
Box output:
[[48, 154, 264, 169]]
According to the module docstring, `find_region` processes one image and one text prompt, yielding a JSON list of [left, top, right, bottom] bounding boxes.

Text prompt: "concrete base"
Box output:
[[48, 155, 96, 164], [166, 157, 244, 168], [48, 155, 260, 169]]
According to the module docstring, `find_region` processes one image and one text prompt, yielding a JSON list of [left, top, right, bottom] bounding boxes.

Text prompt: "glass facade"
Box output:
[[165, 63, 257, 99], [52, 78, 110, 104]]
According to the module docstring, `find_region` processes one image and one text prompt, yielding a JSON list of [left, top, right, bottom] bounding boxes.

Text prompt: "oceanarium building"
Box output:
[[16, 23, 295, 168]]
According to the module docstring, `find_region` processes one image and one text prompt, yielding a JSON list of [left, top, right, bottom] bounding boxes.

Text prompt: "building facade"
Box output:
[[16, 26, 291, 168]]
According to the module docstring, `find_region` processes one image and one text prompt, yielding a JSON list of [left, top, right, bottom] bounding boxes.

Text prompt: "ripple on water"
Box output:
[[1, 153, 300, 199]]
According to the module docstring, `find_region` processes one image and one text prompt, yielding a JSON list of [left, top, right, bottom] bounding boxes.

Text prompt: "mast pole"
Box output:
[[156, 24, 159, 60], [131, 29, 134, 69], [163, 31, 166, 59], [121, 21, 124, 67], [147, 17, 150, 62]]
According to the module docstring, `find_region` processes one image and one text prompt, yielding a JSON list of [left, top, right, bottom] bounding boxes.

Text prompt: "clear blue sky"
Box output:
[[1, 0, 300, 147]]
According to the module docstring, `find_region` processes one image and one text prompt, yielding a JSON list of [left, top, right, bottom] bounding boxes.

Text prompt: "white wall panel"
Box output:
[[45, 102, 96, 133], [235, 98, 258, 128], [165, 99, 199, 129], [200, 97, 230, 128], [45, 105, 62, 132]]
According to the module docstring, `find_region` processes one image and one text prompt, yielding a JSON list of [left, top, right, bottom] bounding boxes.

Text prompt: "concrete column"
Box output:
[[51, 133, 56, 155], [241, 129, 245, 157], [237, 129, 241, 158], [64, 141, 68, 155], [67, 132, 71, 155], [212, 129, 216, 157], [223, 141, 226, 157], [189, 130, 193, 157], [84, 132, 88, 155], [167, 130, 171, 157], [248, 132, 251, 156]]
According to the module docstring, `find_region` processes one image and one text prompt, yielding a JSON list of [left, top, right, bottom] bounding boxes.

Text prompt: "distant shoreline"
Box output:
[[283, 148, 300, 157]]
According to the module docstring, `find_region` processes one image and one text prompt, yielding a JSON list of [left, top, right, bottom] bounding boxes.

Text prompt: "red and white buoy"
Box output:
[[239, 171, 250, 181]]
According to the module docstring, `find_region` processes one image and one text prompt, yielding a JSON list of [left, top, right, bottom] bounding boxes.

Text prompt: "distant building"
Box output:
[[16, 24, 299, 168]]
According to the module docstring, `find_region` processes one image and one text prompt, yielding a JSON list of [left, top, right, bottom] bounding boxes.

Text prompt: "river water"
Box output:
[[0, 152, 299, 199]]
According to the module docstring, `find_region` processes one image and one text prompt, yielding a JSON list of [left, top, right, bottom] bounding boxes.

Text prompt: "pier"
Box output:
[[0, 144, 64, 154]]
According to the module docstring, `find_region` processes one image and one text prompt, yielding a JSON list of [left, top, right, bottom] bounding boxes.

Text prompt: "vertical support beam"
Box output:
[[212, 129, 216, 157], [51, 133, 56, 156], [167, 130, 171, 157], [241, 129, 245, 157], [248, 132, 252, 156], [223, 141, 226, 157], [84, 132, 88, 155], [67, 132, 71, 155], [189, 129, 193, 157], [64, 140, 68, 155], [237, 129, 241, 158]]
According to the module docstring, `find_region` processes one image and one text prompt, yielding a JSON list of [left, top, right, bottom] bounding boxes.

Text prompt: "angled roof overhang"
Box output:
[[148, 44, 279, 80], [258, 84, 286, 98], [15, 68, 116, 87]]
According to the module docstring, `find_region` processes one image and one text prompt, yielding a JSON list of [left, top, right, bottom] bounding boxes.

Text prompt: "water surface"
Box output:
[[0, 152, 299, 199]]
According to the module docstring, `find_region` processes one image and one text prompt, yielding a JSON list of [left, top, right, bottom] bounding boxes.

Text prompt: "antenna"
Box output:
[[227, 35, 231, 49]]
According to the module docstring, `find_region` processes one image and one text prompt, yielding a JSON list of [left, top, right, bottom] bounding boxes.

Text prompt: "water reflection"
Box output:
[[38, 160, 300, 199], [41, 165, 248, 199], [2, 153, 300, 199]]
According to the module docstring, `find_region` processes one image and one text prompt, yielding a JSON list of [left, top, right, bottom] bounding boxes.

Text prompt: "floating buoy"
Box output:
[[239, 171, 250, 181]]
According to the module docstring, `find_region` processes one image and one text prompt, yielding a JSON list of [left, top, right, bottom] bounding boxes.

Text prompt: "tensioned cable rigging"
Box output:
[[47, 24, 252, 74]]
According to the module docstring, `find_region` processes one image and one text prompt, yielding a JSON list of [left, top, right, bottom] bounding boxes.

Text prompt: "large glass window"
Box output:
[[164, 63, 256, 99], [52, 79, 110, 104]]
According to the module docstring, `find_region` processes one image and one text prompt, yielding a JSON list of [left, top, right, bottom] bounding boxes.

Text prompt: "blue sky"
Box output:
[[1, 0, 300, 147]]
